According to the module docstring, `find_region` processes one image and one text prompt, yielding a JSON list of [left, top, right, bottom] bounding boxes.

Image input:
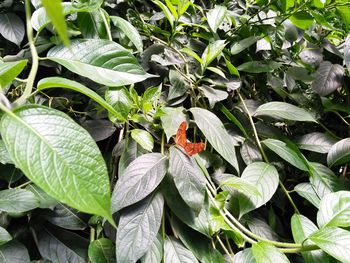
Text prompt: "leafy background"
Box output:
[[0, 0, 350, 262]]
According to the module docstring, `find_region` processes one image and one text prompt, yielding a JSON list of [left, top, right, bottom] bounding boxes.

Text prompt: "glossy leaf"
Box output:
[[252, 242, 289, 263], [238, 162, 279, 217], [327, 138, 350, 167], [296, 132, 336, 153], [37, 77, 126, 121], [202, 40, 226, 68], [289, 11, 314, 30], [0, 140, 12, 164], [0, 226, 12, 245], [233, 249, 256, 263], [0, 60, 27, 89], [111, 153, 167, 212], [0, 13, 24, 46], [254, 102, 316, 122], [116, 192, 163, 263], [311, 62, 344, 96], [169, 147, 206, 211], [131, 129, 154, 152], [237, 61, 281, 73], [47, 39, 154, 87], [206, 5, 227, 33], [220, 175, 260, 196], [0, 105, 113, 223], [141, 234, 163, 263], [105, 86, 133, 121], [164, 236, 198, 263], [0, 189, 39, 213], [88, 238, 116, 263], [77, 10, 107, 39], [0, 241, 30, 263], [247, 217, 278, 241], [231, 36, 261, 55], [160, 107, 187, 141], [190, 107, 239, 173], [295, 183, 320, 208], [152, 0, 174, 27]]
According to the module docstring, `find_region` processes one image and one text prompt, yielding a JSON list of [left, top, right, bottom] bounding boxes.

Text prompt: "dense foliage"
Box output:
[[0, 0, 350, 262]]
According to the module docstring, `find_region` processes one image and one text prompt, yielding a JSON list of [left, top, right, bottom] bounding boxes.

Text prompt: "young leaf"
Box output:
[[206, 5, 227, 33], [289, 11, 314, 30], [220, 175, 260, 196], [47, 39, 155, 87], [141, 234, 163, 263], [116, 192, 164, 263], [230, 36, 261, 55], [190, 107, 240, 173], [0, 241, 30, 263], [327, 138, 350, 167], [296, 132, 337, 153], [202, 40, 226, 68], [0, 60, 27, 89], [111, 153, 167, 212], [236, 61, 281, 73], [88, 238, 116, 263], [295, 183, 321, 208], [238, 162, 279, 218], [309, 227, 350, 263], [105, 86, 133, 121], [164, 236, 199, 263], [252, 242, 290, 263], [169, 147, 206, 211], [317, 191, 350, 228], [311, 62, 344, 96], [0, 105, 113, 223], [254, 102, 316, 123], [152, 0, 174, 28], [131, 129, 154, 152], [0, 13, 24, 46]]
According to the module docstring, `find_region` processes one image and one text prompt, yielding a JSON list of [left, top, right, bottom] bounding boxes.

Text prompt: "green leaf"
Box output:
[[47, 39, 155, 87], [201, 86, 228, 108], [180, 47, 203, 65], [141, 234, 163, 263], [0, 226, 12, 245], [309, 227, 350, 263], [176, 0, 191, 16], [110, 16, 143, 52], [164, 236, 199, 263], [289, 11, 314, 30], [41, 0, 69, 46], [0, 189, 39, 213], [0, 105, 113, 223], [116, 192, 164, 263], [206, 5, 227, 33], [26, 184, 58, 209], [233, 248, 255, 263], [88, 238, 116, 263], [0, 60, 27, 89], [230, 36, 261, 55], [202, 40, 226, 68], [262, 139, 309, 171], [111, 153, 167, 212], [37, 77, 126, 122], [77, 10, 107, 39], [160, 107, 187, 141], [169, 147, 206, 211], [327, 138, 350, 167], [344, 35, 350, 69], [252, 242, 289, 263], [296, 133, 337, 153], [190, 107, 240, 173], [254, 102, 316, 122], [0, 241, 30, 263], [238, 162, 279, 217], [142, 85, 161, 113], [295, 183, 320, 208], [311, 61, 344, 96], [281, 0, 295, 12], [220, 175, 260, 196], [152, 0, 174, 28], [336, 7, 350, 30], [131, 129, 154, 152], [237, 61, 281, 73], [105, 86, 133, 121], [247, 217, 278, 241], [317, 191, 350, 228], [0, 139, 12, 164], [168, 70, 189, 100], [0, 13, 24, 46]]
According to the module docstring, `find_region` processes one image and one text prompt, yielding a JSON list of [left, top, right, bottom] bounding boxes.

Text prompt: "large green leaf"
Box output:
[[77, 10, 107, 39], [160, 107, 187, 141], [41, 0, 69, 46], [0, 60, 27, 89], [317, 191, 350, 228], [309, 227, 350, 263], [169, 147, 206, 211], [47, 39, 155, 87], [296, 132, 337, 153], [190, 108, 239, 173], [295, 183, 320, 208], [37, 77, 126, 122], [254, 102, 316, 122], [164, 236, 198, 263], [116, 192, 164, 263], [0, 241, 30, 263], [0, 13, 24, 46], [238, 162, 279, 218], [141, 234, 163, 263], [236, 61, 281, 73], [233, 249, 255, 263], [262, 139, 309, 171], [311, 62, 344, 96], [105, 86, 133, 121], [206, 5, 227, 33], [0, 105, 113, 223], [0, 189, 39, 213], [202, 40, 226, 68], [231, 36, 261, 55], [291, 214, 329, 263], [220, 175, 260, 196], [111, 153, 167, 212], [327, 138, 350, 167], [0, 139, 12, 164], [252, 242, 289, 263], [88, 238, 116, 263], [289, 11, 314, 30], [26, 184, 58, 209]]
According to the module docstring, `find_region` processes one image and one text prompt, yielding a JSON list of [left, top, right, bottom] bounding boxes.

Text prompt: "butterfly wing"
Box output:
[[184, 142, 205, 156], [174, 121, 187, 148]]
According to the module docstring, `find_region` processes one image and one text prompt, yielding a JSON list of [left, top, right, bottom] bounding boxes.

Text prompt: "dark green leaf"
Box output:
[[0, 226, 12, 245], [201, 86, 228, 108], [0, 240, 30, 263], [88, 238, 116, 263], [231, 36, 261, 55], [118, 138, 147, 176], [0, 13, 24, 46], [168, 70, 189, 101], [0, 189, 39, 213], [296, 133, 337, 153], [311, 62, 344, 96], [237, 61, 281, 73], [77, 11, 107, 39], [164, 236, 198, 263], [105, 86, 133, 121], [160, 107, 187, 141], [0, 60, 27, 89]]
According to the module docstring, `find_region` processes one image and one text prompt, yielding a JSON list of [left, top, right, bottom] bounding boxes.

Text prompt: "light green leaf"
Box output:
[[327, 138, 350, 167], [111, 153, 167, 212], [206, 5, 227, 33], [165, 0, 178, 20], [238, 162, 279, 217], [0, 226, 12, 246], [309, 227, 350, 263], [0, 13, 24, 46], [295, 183, 320, 208], [116, 192, 164, 263], [105, 86, 133, 121], [231, 36, 261, 55], [131, 129, 154, 152], [47, 39, 155, 87], [26, 184, 58, 209], [0, 105, 113, 224], [88, 238, 116, 263], [252, 242, 289, 263], [160, 107, 187, 141], [180, 47, 203, 64], [237, 61, 281, 73], [317, 191, 350, 228], [176, 0, 191, 16], [289, 11, 314, 30], [220, 175, 260, 196], [0, 189, 39, 213], [262, 139, 309, 171], [190, 107, 240, 173], [0, 60, 27, 89], [152, 0, 174, 28], [110, 16, 143, 52], [254, 102, 316, 122], [206, 67, 226, 78], [37, 77, 126, 122], [164, 236, 198, 263], [202, 40, 226, 68]]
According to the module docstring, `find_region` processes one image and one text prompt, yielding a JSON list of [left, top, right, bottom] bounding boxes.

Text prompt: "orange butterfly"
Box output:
[[174, 121, 205, 156]]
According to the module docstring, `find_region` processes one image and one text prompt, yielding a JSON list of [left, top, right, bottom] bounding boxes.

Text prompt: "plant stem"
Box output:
[[15, 0, 39, 106], [161, 131, 165, 155], [280, 245, 319, 253], [216, 235, 234, 263], [100, 8, 112, 41]]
